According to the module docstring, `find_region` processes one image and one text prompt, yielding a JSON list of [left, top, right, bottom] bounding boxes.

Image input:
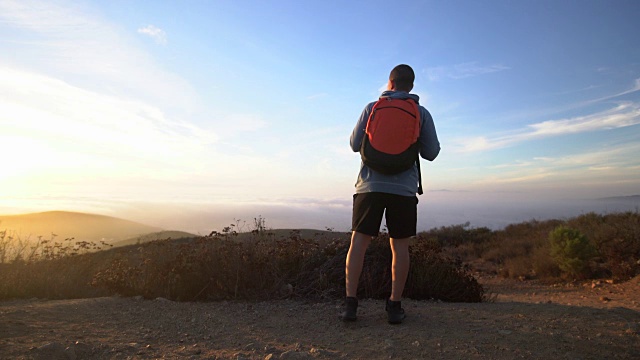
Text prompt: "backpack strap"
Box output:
[[416, 153, 423, 195], [411, 99, 423, 195]]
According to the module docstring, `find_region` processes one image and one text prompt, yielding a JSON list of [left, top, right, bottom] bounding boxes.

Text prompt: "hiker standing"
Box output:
[[343, 64, 440, 324]]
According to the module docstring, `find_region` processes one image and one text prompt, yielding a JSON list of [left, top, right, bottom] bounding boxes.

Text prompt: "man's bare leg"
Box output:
[[345, 231, 372, 297], [389, 237, 410, 301]]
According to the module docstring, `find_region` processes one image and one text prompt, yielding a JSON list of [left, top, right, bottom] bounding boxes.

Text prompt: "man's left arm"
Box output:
[[419, 108, 440, 161]]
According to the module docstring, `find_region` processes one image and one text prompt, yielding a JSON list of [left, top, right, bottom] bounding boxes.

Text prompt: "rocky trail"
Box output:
[[1, 276, 639, 359]]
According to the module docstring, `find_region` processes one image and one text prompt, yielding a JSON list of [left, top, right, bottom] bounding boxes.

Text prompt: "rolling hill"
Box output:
[[0, 211, 165, 245], [112, 230, 198, 247]]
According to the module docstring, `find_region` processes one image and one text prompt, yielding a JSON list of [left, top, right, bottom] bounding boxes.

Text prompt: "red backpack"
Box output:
[[360, 97, 423, 194]]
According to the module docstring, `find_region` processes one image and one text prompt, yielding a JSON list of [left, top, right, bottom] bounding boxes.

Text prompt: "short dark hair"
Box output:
[[389, 64, 415, 91]]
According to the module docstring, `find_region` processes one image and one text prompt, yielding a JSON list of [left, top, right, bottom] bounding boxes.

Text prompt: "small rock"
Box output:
[[600, 296, 611, 302], [280, 350, 312, 359], [309, 347, 332, 357]]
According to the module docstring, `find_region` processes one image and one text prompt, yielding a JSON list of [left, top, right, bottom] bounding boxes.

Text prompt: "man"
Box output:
[[343, 64, 440, 324]]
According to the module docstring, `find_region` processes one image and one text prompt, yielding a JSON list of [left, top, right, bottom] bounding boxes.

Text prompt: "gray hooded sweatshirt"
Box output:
[[350, 90, 440, 196]]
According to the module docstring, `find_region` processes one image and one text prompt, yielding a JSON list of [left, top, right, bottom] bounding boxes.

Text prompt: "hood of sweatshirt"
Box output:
[[380, 90, 420, 104]]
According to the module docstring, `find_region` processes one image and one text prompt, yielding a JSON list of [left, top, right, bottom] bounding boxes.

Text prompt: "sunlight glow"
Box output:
[[1, 0, 638, 230]]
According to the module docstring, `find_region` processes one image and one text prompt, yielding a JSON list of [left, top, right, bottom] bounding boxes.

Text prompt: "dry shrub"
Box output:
[[480, 220, 561, 279], [406, 237, 484, 302], [531, 245, 561, 279], [3, 211, 637, 301], [317, 233, 484, 302], [0, 254, 108, 300], [499, 255, 532, 279], [567, 211, 640, 280], [500, 248, 561, 281], [91, 231, 485, 303], [421, 223, 493, 248], [0, 233, 114, 300], [468, 213, 639, 281]]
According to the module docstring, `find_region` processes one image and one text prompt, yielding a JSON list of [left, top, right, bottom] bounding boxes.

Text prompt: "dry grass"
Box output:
[[426, 211, 640, 282], [0, 225, 484, 302], [1, 211, 638, 303]]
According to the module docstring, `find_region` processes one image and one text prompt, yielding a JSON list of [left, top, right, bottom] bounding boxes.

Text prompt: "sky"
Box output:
[[1, 0, 639, 234]]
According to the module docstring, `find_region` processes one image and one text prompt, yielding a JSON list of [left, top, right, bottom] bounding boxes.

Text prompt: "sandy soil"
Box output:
[[1, 276, 639, 359]]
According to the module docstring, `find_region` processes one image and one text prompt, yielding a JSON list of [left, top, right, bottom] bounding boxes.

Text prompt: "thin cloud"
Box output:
[[613, 78, 640, 97], [426, 62, 510, 81], [0, 0, 329, 205], [0, 0, 89, 32], [489, 172, 551, 184], [0, 67, 214, 173], [0, 0, 196, 111], [138, 25, 167, 45], [307, 93, 328, 100], [0, 66, 293, 202], [581, 78, 640, 105], [482, 143, 640, 176], [456, 101, 640, 153], [477, 143, 640, 185], [528, 102, 640, 136]]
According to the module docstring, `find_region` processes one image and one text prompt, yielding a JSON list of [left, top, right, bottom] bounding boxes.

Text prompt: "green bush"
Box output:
[[549, 226, 597, 279]]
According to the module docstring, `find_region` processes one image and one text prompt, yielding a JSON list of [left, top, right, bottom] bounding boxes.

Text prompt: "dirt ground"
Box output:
[[1, 275, 639, 360]]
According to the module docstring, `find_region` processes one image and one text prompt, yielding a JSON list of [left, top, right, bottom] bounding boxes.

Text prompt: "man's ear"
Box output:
[[387, 79, 395, 91]]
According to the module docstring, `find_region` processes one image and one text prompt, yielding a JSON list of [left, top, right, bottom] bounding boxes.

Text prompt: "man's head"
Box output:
[[388, 64, 414, 92]]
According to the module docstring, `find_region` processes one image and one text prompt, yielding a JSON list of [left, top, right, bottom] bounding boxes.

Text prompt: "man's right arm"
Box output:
[[350, 104, 373, 152]]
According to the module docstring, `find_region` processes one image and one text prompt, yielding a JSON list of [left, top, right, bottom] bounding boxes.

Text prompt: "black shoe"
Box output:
[[385, 298, 406, 324], [341, 297, 358, 322]]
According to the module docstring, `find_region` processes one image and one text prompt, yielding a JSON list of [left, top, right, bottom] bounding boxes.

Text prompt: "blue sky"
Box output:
[[1, 0, 639, 232]]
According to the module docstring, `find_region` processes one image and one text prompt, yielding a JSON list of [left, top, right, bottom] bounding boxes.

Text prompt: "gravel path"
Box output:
[[1, 276, 639, 359]]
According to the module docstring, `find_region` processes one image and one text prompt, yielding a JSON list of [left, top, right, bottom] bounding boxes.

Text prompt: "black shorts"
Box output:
[[352, 192, 418, 239]]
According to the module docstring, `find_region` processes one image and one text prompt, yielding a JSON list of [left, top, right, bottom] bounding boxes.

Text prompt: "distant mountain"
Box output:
[[112, 230, 197, 247], [0, 211, 163, 245], [596, 195, 640, 202]]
